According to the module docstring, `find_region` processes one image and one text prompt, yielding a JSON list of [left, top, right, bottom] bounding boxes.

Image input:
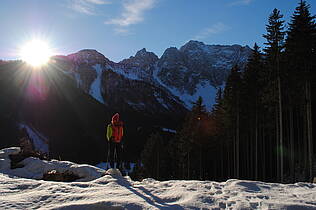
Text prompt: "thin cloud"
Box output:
[[69, 0, 111, 15], [228, 0, 252, 6], [193, 23, 230, 40], [105, 0, 156, 26], [114, 27, 133, 35], [86, 0, 109, 4]]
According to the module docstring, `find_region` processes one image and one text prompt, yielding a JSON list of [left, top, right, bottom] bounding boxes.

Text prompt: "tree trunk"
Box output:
[[262, 115, 266, 181], [236, 107, 240, 178], [227, 141, 231, 178], [289, 105, 295, 182], [187, 150, 190, 180], [255, 108, 258, 180], [303, 103, 308, 179], [276, 103, 280, 182], [221, 140, 224, 179], [199, 145, 202, 180], [306, 80, 313, 181], [278, 75, 284, 183], [157, 144, 159, 179]]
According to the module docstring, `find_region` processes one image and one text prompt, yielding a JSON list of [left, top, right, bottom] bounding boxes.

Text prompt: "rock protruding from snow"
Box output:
[[0, 148, 20, 171], [0, 147, 20, 159], [0, 147, 105, 181]]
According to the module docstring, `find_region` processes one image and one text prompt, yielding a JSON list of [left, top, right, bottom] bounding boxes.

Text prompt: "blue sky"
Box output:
[[0, 0, 315, 62]]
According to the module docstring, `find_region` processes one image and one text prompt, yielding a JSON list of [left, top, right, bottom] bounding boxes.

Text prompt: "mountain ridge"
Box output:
[[53, 40, 251, 110]]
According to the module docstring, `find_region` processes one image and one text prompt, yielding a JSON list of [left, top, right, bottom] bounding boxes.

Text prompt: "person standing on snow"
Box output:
[[106, 113, 124, 169]]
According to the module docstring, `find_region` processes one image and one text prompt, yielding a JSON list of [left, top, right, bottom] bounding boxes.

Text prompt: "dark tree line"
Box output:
[[136, 1, 315, 183]]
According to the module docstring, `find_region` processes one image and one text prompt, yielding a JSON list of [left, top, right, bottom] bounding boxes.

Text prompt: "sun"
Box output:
[[20, 39, 53, 67]]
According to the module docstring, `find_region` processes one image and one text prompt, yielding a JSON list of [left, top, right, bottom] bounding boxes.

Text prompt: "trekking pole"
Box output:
[[107, 142, 111, 169], [114, 146, 117, 169], [121, 142, 124, 172]]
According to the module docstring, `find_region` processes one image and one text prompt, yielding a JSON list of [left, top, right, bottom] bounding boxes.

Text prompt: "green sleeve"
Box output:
[[106, 124, 112, 141]]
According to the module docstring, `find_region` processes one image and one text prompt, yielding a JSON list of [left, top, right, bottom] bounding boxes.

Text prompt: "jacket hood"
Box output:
[[112, 113, 120, 124]]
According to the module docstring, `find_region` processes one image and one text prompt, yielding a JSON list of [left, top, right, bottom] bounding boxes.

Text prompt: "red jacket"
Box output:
[[111, 113, 124, 143]]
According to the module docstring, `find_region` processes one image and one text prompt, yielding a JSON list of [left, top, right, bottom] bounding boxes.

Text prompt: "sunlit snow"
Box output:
[[1, 147, 316, 209], [89, 64, 105, 104]]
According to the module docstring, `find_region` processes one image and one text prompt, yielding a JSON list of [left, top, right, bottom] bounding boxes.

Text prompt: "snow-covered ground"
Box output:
[[1, 147, 316, 210]]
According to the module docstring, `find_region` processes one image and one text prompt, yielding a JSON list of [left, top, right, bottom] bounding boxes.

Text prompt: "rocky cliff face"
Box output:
[[158, 40, 250, 92], [53, 40, 251, 111]]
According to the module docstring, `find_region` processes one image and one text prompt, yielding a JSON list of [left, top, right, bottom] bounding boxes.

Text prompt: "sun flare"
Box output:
[[20, 39, 53, 67]]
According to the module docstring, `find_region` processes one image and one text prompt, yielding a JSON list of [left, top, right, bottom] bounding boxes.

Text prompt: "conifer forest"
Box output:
[[138, 1, 316, 183]]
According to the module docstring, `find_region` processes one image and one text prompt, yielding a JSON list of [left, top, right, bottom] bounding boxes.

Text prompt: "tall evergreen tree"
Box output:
[[141, 132, 163, 179], [263, 8, 286, 182], [285, 0, 315, 181], [242, 43, 264, 180], [223, 65, 242, 178], [169, 96, 211, 180]]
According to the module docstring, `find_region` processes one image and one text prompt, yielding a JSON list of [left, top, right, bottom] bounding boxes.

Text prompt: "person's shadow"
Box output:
[[114, 176, 184, 209]]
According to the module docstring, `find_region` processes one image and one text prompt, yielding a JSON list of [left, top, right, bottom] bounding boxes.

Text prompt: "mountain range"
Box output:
[[53, 40, 251, 110], [0, 40, 251, 163]]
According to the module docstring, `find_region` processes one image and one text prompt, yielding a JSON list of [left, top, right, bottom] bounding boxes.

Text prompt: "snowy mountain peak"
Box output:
[[161, 47, 180, 56], [180, 40, 251, 56], [180, 40, 205, 50], [135, 48, 148, 56], [159, 47, 186, 68], [120, 48, 158, 68], [67, 49, 109, 65]]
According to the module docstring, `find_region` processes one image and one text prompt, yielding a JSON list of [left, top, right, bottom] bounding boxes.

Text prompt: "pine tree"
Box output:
[[170, 96, 211, 180], [212, 88, 225, 136], [263, 8, 286, 182], [141, 132, 164, 179], [242, 43, 264, 180], [210, 88, 227, 180], [223, 65, 242, 178], [285, 0, 315, 181]]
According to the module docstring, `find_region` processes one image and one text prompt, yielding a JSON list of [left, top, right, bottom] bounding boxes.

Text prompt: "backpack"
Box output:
[[107, 123, 123, 143], [106, 124, 113, 141]]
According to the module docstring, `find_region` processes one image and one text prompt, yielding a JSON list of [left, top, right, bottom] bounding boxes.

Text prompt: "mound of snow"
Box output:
[[96, 162, 136, 174], [0, 147, 105, 181], [106, 168, 122, 177]]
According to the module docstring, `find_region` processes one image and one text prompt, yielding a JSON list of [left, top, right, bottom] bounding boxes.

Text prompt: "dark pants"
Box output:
[[107, 141, 122, 168]]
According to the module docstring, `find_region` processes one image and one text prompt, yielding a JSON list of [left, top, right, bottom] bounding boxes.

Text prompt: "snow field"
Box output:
[[1, 147, 316, 209]]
